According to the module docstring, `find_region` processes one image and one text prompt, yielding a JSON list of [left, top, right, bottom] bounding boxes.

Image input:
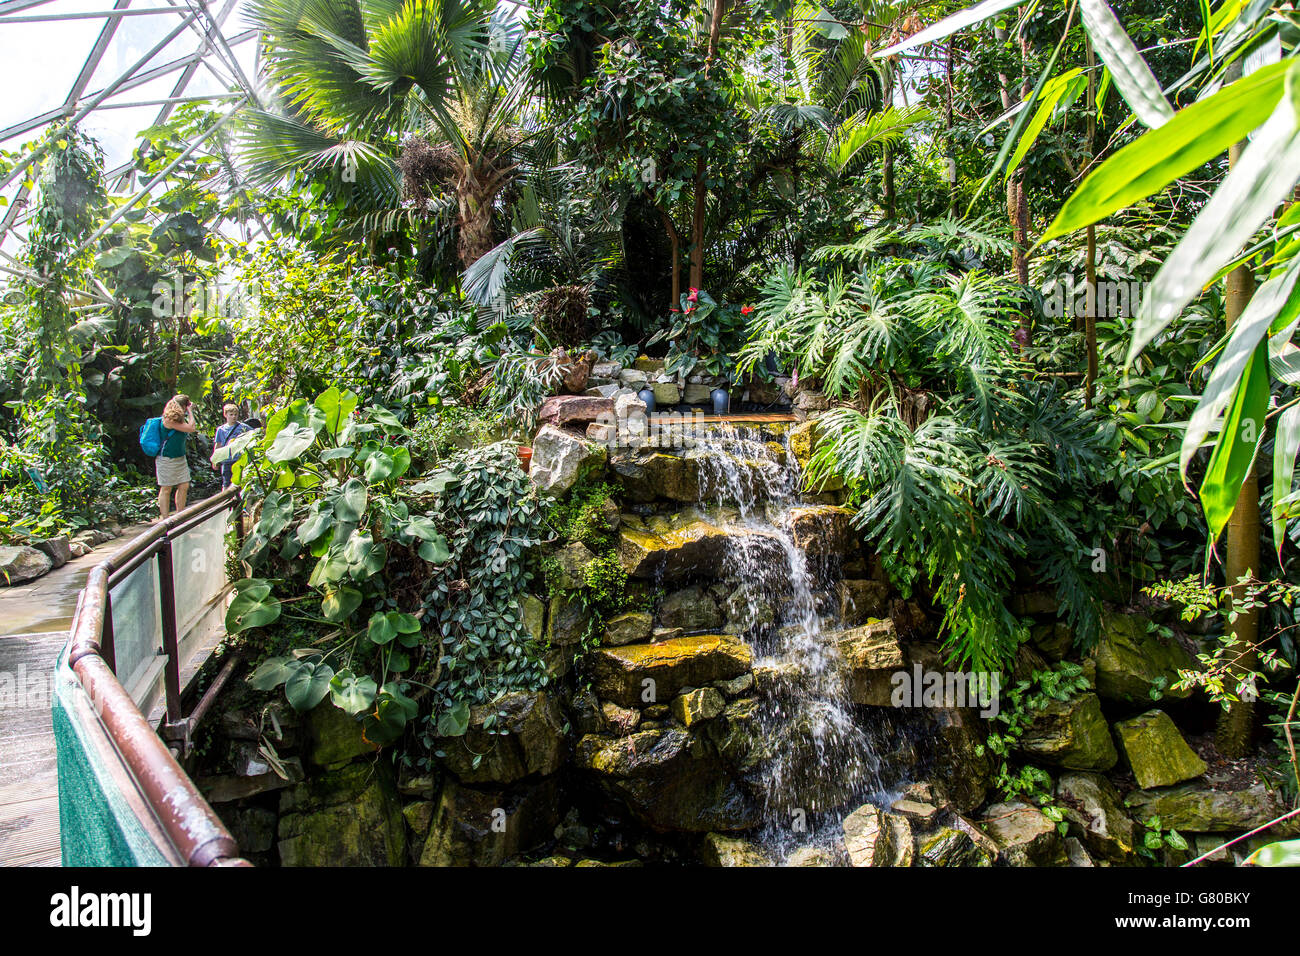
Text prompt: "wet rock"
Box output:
[[783, 505, 858, 556], [420, 776, 560, 866], [981, 802, 1068, 866], [618, 368, 649, 388], [1017, 692, 1118, 771], [1065, 837, 1096, 866], [538, 394, 613, 429], [721, 583, 774, 634], [551, 541, 598, 590], [1030, 622, 1074, 661], [657, 585, 722, 631], [918, 827, 996, 867], [575, 727, 760, 831], [601, 700, 642, 735], [279, 761, 406, 866], [705, 697, 767, 777], [618, 512, 784, 581], [700, 832, 772, 866], [546, 594, 590, 646], [435, 691, 566, 785], [224, 806, 277, 855], [591, 634, 752, 708], [1090, 612, 1196, 704], [925, 707, 993, 813], [671, 687, 725, 727], [836, 619, 905, 706], [519, 593, 545, 643], [838, 579, 891, 626], [199, 759, 304, 803], [1010, 591, 1059, 616], [1113, 709, 1206, 789], [891, 799, 939, 826], [530, 425, 608, 497], [603, 610, 652, 646], [1055, 771, 1138, 863], [787, 845, 839, 866], [1123, 783, 1295, 834], [31, 535, 71, 569], [0, 545, 52, 585], [842, 804, 915, 867], [306, 703, 378, 767], [715, 673, 754, 698], [610, 451, 700, 502]]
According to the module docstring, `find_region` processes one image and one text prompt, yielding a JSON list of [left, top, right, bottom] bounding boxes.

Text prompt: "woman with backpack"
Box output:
[[155, 394, 197, 520]]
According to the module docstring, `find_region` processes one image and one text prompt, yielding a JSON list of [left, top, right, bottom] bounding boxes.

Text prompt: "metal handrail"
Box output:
[[66, 486, 250, 867]]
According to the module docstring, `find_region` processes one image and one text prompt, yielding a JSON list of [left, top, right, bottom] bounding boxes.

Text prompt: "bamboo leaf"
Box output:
[[874, 0, 1032, 58], [1079, 0, 1173, 128], [1272, 404, 1300, 555], [1198, 339, 1270, 542], [1040, 58, 1293, 245]]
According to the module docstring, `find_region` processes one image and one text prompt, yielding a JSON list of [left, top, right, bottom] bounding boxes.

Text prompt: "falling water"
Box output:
[[690, 424, 890, 863]]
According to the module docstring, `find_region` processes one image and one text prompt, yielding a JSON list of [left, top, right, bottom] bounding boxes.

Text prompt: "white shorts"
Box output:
[[155, 454, 191, 487]]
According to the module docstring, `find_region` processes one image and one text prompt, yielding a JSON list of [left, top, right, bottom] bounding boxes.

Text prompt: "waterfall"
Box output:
[[691, 424, 891, 864]]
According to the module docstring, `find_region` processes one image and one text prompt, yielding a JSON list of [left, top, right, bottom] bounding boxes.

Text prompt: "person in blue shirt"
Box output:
[[157, 394, 197, 520], [212, 403, 252, 489]]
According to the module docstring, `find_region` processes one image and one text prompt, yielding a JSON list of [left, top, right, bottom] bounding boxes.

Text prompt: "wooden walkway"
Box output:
[[0, 524, 149, 867]]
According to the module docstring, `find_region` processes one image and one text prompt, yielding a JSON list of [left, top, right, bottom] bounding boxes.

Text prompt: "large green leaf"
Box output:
[[1181, 252, 1300, 477], [1040, 58, 1294, 246], [1079, 0, 1173, 129], [297, 505, 334, 545], [285, 661, 335, 712], [1006, 69, 1084, 179], [308, 547, 349, 587], [226, 580, 282, 633], [246, 655, 295, 690], [1129, 64, 1300, 363], [335, 476, 368, 522], [266, 421, 318, 463], [1273, 404, 1300, 555], [436, 700, 471, 737], [419, 536, 451, 564], [1246, 838, 1300, 865], [1198, 339, 1270, 541], [256, 489, 295, 540], [314, 386, 359, 438], [328, 669, 378, 716], [321, 585, 363, 622], [343, 532, 386, 578], [364, 448, 396, 482]]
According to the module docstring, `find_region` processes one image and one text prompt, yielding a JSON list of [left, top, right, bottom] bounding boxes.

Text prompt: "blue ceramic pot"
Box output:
[[710, 387, 730, 415], [638, 387, 657, 414]]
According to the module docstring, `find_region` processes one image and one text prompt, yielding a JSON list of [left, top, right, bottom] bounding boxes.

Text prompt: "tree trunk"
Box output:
[[882, 62, 896, 220], [660, 205, 682, 307], [688, 0, 727, 291], [995, 24, 1031, 343], [1217, 61, 1261, 758], [1084, 41, 1098, 405]]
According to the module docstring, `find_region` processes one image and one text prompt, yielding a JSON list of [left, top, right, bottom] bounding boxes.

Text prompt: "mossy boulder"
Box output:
[[1055, 771, 1139, 863], [610, 451, 701, 502], [575, 727, 760, 831], [700, 832, 772, 866], [671, 687, 725, 727], [278, 761, 406, 866], [603, 610, 653, 646], [435, 691, 567, 785], [1090, 613, 1196, 704], [546, 594, 590, 646], [591, 634, 752, 708], [618, 511, 784, 581], [1017, 692, 1118, 771], [925, 706, 994, 813], [306, 703, 379, 767], [657, 585, 722, 631], [1112, 709, 1206, 789], [1124, 783, 1297, 834], [518, 593, 545, 643], [838, 579, 891, 626], [420, 777, 560, 866]]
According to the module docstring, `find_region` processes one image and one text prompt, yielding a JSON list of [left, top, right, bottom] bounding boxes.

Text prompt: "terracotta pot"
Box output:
[[518, 446, 533, 473]]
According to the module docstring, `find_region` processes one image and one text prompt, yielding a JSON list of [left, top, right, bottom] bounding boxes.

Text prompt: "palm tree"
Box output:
[[242, 0, 535, 268]]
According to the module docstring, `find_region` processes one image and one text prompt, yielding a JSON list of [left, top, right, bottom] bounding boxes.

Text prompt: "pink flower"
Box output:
[[687, 288, 699, 303]]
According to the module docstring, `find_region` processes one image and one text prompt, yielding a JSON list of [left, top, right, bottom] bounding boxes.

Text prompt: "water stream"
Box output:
[[691, 425, 892, 863]]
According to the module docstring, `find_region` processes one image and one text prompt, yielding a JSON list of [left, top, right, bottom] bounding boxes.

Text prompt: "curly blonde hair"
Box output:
[[162, 393, 192, 427]]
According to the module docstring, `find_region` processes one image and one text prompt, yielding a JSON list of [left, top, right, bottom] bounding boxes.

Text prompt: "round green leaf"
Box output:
[[285, 661, 335, 712]]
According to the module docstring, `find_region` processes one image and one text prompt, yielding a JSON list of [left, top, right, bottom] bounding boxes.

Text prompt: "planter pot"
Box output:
[[517, 446, 533, 473], [637, 387, 657, 415], [710, 388, 731, 415]]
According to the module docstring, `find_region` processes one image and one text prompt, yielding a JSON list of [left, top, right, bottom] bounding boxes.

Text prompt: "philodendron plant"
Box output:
[[224, 386, 453, 745]]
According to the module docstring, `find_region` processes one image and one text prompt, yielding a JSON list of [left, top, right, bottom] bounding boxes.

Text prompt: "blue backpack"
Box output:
[[139, 417, 167, 457]]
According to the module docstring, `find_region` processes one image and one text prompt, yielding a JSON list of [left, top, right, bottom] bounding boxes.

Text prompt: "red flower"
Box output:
[[685, 305, 696, 314], [669, 307, 681, 313], [687, 288, 699, 303], [741, 305, 754, 316]]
